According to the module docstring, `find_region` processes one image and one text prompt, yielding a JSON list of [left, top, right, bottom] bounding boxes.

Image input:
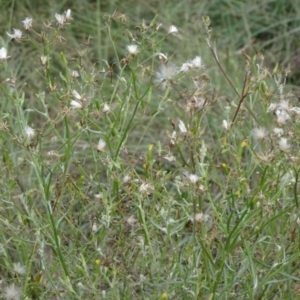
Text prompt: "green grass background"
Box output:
[[1, 0, 300, 299]]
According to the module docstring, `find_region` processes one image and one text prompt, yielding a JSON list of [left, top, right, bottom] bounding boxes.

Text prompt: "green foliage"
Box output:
[[1, 2, 300, 300]]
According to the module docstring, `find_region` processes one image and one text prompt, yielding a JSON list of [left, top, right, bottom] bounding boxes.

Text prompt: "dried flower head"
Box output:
[[72, 90, 82, 100], [273, 127, 284, 137], [252, 127, 267, 140], [193, 212, 209, 223], [0, 47, 9, 60], [22, 17, 33, 30], [95, 193, 103, 200], [267, 103, 278, 112], [222, 120, 230, 131], [178, 120, 187, 134], [24, 126, 35, 139], [278, 137, 290, 152], [70, 100, 83, 109], [55, 10, 73, 27], [126, 44, 139, 56], [70, 90, 84, 108], [191, 56, 202, 68], [3, 284, 22, 300], [40, 55, 48, 66], [123, 175, 131, 184], [180, 62, 191, 73], [13, 262, 26, 275], [180, 56, 203, 72], [275, 109, 290, 125], [97, 138, 106, 152], [65, 9, 72, 21], [91, 220, 98, 232], [168, 25, 178, 34], [126, 215, 137, 226], [188, 174, 200, 184], [139, 183, 154, 195], [55, 13, 64, 26], [186, 97, 205, 112], [6, 29, 23, 41], [156, 52, 168, 63], [277, 99, 290, 111], [71, 70, 80, 78], [154, 63, 179, 90], [102, 103, 110, 113]]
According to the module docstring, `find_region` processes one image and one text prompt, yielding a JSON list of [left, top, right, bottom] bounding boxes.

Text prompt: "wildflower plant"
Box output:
[[0, 7, 300, 300]]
